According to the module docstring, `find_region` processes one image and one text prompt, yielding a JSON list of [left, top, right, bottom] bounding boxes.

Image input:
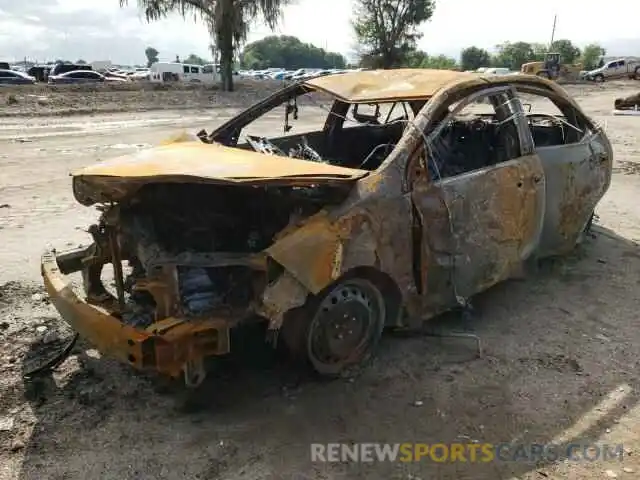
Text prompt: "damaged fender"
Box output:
[[261, 210, 380, 327], [255, 271, 309, 329]]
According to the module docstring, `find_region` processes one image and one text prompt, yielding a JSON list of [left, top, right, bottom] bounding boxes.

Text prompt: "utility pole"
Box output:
[[549, 14, 557, 50]]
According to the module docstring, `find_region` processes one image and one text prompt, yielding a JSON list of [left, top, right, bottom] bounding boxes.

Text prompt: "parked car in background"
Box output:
[[483, 67, 511, 75], [285, 68, 309, 80], [0, 69, 36, 85], [49, 63, 92, 77], [27, 65, 51, 82], [103, 70, 130, 81], [48, 70, 106, 84], [308, 69, 333, 78], [104, 75, 129, 83], [297, 69, 323, 80], [269, 70, 289, 80], [129, 69, 150, 81], [584, 57, 640, 82]]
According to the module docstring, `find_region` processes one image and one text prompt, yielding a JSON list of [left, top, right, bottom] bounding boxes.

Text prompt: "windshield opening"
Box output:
[[224, 87, 422, 172]]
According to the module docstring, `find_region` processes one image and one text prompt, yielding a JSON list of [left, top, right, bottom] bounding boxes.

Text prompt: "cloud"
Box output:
[[0, 0, 213, 64], [0, 0, 357, 65]]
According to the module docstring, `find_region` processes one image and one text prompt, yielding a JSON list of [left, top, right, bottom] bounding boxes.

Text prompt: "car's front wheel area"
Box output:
[[282, 277, 386, 378]]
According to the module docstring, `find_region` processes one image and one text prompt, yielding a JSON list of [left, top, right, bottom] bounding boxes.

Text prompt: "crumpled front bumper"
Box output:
[[40, 248, 230, 377]]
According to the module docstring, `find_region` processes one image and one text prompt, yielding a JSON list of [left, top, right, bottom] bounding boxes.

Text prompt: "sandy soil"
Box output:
[[1, 81, 640, 480]]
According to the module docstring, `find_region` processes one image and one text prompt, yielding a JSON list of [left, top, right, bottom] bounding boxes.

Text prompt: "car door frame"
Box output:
[[66, 72, 85, 83], [514, 84, 613, 256], [85, 71, 103, 83], [406, 84, 546, 315]]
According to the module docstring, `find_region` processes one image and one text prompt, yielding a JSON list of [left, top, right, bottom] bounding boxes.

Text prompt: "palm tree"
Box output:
[[120, 0, 290, 91]]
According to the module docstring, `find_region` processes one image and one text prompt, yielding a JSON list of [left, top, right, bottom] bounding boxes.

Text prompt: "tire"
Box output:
[[282, 277, 386, 377], [635, 68, 640, 80], [593, 74, 604, 83], [536, 71, 550, 79]]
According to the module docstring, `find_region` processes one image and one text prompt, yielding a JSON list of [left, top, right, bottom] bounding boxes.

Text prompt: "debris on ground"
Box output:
[[614, 92, 640, 110]]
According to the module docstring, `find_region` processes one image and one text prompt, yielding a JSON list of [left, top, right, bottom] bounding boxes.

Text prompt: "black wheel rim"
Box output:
[[307, 279, 384, 374]]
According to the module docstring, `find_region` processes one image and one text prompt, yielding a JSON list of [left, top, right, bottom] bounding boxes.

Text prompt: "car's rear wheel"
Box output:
[[282, 277, 386, 377]]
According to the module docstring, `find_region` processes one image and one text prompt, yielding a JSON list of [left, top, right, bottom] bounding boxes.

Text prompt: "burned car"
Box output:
[[614, 92, 640, 110], [41, 69, 612, 386]]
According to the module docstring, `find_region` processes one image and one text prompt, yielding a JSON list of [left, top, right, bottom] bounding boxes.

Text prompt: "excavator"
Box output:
[[520, 52, 583, 82]]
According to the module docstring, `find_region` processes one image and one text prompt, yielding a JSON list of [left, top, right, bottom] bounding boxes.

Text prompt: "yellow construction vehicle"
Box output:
[[520, 52, 583, 81]]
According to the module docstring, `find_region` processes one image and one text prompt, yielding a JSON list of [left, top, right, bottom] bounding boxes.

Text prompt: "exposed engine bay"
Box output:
[[89, 183, 352, 329]]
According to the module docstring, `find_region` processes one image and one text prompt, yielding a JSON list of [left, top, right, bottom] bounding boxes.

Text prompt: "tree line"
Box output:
[[241, 35, 346, 70], [460, 41, 606, 72], [143, 37, 348, 71], [351, 0, 605, 71], [121, 0, 608, 91], [239, 38, 604, 74]]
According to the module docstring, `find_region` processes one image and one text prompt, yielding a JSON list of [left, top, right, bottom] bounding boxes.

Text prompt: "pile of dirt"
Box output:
[[0, 79, 287, 117]]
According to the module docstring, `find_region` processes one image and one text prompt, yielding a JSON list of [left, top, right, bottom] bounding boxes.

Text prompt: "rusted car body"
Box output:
[[42, 69, 613, 386], [614, 92, 640, 110]]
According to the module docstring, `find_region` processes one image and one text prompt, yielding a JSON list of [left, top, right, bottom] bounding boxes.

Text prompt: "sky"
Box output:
[[0, 0, 638, 65]]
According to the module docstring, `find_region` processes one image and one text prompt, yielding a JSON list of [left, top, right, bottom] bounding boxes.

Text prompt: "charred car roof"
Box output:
[[303, 68, 574, 103], [303, 68, 474, 103]]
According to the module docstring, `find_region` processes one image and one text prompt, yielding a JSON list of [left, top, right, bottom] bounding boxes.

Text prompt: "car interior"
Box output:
[[228, 87, 585, 177], [233, 97, 418, 171]]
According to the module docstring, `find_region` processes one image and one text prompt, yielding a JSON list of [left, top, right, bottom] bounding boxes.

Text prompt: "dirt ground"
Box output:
[[1, 80, 640, 480], [0, 79, 285, 118]]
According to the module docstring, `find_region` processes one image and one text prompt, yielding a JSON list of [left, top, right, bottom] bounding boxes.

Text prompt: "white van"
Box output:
[[149, 62, 218, 85]]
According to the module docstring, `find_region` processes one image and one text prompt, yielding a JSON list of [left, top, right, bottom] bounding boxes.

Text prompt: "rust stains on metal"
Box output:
[[256, 271, 309, 329], [614, 92, 640, 110], [304, 68, 575, 105], [305, 68, 475, 103], [41, 67, 614, 385], [267, 211, 353, 294], [43, 249, 233, 378], [556, 160, 601, 242], [72, 141, 369, 206], [411, 154, 545, 301]]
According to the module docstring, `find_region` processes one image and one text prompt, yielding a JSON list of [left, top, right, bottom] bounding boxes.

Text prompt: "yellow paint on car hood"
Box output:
[[71, 141, 368, 205]]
